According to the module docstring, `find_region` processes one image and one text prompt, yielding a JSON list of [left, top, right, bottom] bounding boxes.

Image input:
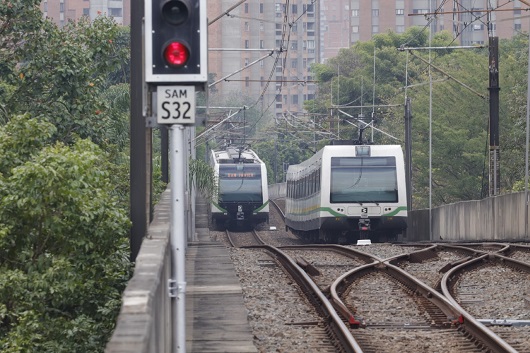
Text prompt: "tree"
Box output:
[[0, 3, 133, 351], [2, 14, 128, 146], [0, 116, 131, 352]]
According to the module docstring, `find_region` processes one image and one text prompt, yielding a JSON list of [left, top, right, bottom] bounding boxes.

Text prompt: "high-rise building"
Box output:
[[208, 0, 320, 119], [39, 0, 528, 119], [319, 0, 529, 61], [40, 0, 130, 27]]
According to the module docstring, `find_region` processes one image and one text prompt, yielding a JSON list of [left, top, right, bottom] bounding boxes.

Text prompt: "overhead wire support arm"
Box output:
[[398, 45, 485, 51], [208, 51, 275, 88], [406, 50, 488, 100], [338, 109, 401, 142], [332, 103, 402, 109], [208, 0, 248, 25], [209, 48, 276, 52], [407, 8, 530, 17], [194, 109, 245, 143]]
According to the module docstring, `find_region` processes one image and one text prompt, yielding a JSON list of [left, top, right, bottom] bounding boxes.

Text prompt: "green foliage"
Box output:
[[4, 15, 128, 145], [0, 4, 133, 351], [189, 158, 217, 201], [0, 114, 56, 175], [0, 122, 131, 352]]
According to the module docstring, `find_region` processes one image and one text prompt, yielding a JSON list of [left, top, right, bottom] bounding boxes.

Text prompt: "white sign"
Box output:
[[156, 86, 196, 125]]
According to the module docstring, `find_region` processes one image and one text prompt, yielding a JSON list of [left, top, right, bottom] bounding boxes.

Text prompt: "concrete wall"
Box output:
[[409, 192, 530, 242], [105, 190, 172, 353]]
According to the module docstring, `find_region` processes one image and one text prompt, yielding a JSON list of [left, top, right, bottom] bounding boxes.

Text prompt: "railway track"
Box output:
[[220, 204, 530, 352], [442, 251, 530, 352], [242, 244, 362, 352], [227, 230, 364, 350], [327, 248, 518, 352], [226, 229, 264, 247]]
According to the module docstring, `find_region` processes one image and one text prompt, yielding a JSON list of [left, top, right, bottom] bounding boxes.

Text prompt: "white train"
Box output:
[[285, 144, 408, 243], [210, 147, 269, 230]]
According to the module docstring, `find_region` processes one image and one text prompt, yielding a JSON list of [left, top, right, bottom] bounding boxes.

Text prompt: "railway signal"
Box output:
[[144, 0, 207, 84]]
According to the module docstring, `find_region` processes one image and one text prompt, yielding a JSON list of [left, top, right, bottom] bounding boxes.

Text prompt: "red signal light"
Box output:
[[163, 41, 190, 67]]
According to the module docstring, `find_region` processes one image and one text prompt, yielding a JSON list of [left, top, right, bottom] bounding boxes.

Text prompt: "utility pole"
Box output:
[[404, 97, 412, 211], [129, 0, 148, 262], [488, 36, 500, 196]]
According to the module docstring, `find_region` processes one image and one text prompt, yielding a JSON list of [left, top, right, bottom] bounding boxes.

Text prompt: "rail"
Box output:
[[246, 244, 363, 352]]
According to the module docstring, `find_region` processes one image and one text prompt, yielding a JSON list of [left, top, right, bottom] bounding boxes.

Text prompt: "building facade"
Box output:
[[40, 0, 529, 118], [40, 0, 130, 26], [208, 0, 320, 119]]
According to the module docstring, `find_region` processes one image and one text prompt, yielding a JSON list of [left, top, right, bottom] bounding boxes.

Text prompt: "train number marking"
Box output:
[[361, 207, 368, 218], [156, 86, 196, 125]]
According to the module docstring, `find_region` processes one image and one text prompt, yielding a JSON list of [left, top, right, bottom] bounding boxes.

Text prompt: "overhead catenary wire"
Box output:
[[237, 0, 321, 132], [338, 109, 401, 142], [407, 50, 487, 100]]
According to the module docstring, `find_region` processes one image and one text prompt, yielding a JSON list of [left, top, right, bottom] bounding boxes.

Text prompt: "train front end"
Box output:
[[218, 163, 267, 225], [321, 145, 408, 241]]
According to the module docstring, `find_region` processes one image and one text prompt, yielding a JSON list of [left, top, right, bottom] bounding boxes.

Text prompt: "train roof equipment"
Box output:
[[213, 146, 264, 165]]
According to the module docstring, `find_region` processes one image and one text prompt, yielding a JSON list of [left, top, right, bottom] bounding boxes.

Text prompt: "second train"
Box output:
[[285, 143, 408, 243]]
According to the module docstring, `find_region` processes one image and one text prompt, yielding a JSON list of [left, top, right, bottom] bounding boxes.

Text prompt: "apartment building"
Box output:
[[40, 0, 130, 26], [208, 1, 320, 119], [40, 0, 527, 118], [317, 0, 529, 62]]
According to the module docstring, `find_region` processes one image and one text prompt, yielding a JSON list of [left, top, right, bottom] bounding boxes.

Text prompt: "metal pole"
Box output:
[[404, 97, 413, 212], [488, 36, 500, 196], [129, 0, 147, 261], [524, 29, 530, 237], [428, 4, 433, 241], [170, 125, 187, 353], [161, 127, 169, 183]]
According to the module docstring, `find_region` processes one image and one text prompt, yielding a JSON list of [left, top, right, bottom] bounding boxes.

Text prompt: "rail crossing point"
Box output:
[[156, 85, 196, 125], [144, 0, 208, 84]]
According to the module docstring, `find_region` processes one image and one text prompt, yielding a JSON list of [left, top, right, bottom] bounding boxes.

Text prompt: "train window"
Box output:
[[311, 170, 316, 195], [330, 157, 398, 203], [218, 165, 263, 202], [317, 168, 320, 192]]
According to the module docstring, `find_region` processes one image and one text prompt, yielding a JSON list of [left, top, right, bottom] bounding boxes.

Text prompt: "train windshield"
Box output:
[[219, 165, 262, 202], [330, 157, 398, 203]]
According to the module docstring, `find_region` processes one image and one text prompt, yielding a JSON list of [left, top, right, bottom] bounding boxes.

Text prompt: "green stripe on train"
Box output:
[[212, 200, 269, 213], [291, 206, 408, 217], [383, 206, 408, 217], [254, 200, 269, 212], [212, 202, 227, 212]]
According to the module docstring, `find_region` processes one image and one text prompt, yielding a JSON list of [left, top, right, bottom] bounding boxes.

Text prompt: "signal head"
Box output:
[[161, 0, 188, 25]]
